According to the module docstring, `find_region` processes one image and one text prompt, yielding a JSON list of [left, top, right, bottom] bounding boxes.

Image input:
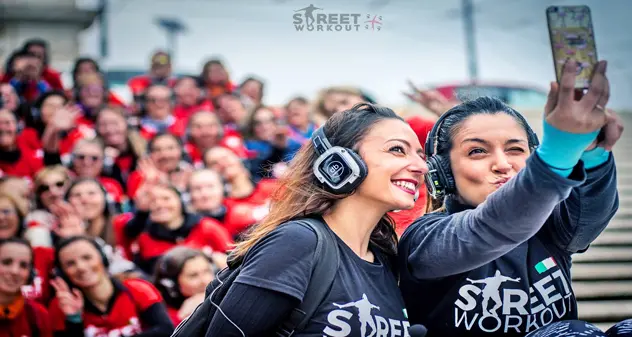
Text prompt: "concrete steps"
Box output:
[[571, 113, 632, 328]]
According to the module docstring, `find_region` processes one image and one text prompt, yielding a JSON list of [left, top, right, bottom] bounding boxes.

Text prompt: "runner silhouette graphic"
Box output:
[[466, 270, 521, 317], [294, 4, 323, 26], [334, 294, 380, 337]]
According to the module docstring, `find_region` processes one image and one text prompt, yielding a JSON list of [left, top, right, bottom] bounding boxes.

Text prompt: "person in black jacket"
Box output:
[[399, 60, 629, 336], [205, 103, 428, 336]]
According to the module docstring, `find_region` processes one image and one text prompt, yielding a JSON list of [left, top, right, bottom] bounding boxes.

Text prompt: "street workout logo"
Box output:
[[323, 294, 410, 337], [293, 4, 382, 32], [454, 266, 574, 334]]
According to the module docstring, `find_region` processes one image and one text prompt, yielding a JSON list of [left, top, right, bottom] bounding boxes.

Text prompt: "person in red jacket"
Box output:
[[126, 133, 191, 199], [21, 38, 64, 91], [67, 138, 126, 208], [49, 236, 174, 337], [200, 58, 236, 100], [138, 84, 186, 140], [18, 91, 91, 157], [128, 51, 177, 110], [120, 183, 233, 274], [70, 58, 126, 108], [204, 146, 277, 208], [172, 75, 213, 122], [152, 247, 215, 327], [94, 105, 147, 183], [1, 50, 51, 104], [73, 73, 110, 127], [189, 169, 265, 238], [0, 109, 49, 180], [0, 238, 53, 337]]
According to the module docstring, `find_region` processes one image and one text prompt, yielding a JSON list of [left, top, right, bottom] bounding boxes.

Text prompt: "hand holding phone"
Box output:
[[546, 6, 598, 91]]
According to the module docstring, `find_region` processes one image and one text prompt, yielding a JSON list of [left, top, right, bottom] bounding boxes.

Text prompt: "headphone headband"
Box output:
[[424, 103, 540, 157], [312, 127, 333, 156]]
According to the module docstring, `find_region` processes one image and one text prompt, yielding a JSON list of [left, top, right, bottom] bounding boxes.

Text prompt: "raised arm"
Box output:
[[400, 60, 612, 280], [544, 111, 623, 254]]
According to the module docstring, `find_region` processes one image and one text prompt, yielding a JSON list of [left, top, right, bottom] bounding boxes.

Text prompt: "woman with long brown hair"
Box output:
[[204, 103, 428, 336]]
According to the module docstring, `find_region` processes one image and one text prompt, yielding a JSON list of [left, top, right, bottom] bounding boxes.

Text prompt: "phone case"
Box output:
[[546, 6, 598, 89]]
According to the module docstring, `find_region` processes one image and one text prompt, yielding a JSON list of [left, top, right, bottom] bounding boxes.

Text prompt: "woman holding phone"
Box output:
[[398, 60, 629, 336]]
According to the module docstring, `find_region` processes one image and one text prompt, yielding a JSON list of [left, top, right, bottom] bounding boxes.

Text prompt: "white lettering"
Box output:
[[539, 307, 554, 326], [388, 318, 402, 337], [478, 315, 502, 333], [454, 308, 478, 330], [529, 287, 545, 314], [533, 276, 562, 306], [402, 321, 411, 337], [503, 315, 522, 333], [502, 289, 529, 315], [551, 270, 571, 295], [323, 310, 352, 337], [525, 314, 540, 333], [552, 297, 567, 318], [375, 315, 388, 337], [455, 284, 481, 311]]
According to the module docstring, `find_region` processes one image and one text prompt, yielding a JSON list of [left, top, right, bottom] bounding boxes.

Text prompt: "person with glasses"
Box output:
[[68, 138, 126, 211], [73, 73, 109, 127], [23, 166, 71, 248], [138, 84, 186, 140]]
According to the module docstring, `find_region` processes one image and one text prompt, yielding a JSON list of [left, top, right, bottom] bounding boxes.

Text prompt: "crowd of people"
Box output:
[[0, 37, 629, 337]]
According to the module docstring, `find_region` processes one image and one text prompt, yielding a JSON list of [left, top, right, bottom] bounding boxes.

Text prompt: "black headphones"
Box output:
[[53, 236, 110, 285], [423, 108, 540, 200], [311, 126, 368, 195]]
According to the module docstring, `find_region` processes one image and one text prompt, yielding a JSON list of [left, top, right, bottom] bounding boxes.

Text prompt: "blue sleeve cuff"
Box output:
[[66, 313, 83, 323], [581, 147, 611, 170], [536, 119, 600, 177]]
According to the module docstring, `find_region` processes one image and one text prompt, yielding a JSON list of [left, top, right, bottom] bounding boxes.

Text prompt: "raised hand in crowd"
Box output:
[[50, 201, 86, 238], [403, 79, 460, 117], [169, 162, 194, 192], [544, 59, 611, 134], [50, 104, 82, 132], [137, 156, 167, 185], [50, 277, 84, 316], [134, 180, 155, 212]]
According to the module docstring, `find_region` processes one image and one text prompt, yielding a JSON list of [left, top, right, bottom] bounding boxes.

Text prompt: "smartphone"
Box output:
[[546, 5, 598, 90]]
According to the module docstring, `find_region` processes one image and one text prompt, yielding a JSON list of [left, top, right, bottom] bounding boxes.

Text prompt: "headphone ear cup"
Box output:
[[345, 149, 368, 187], [436, 155, 456, 194]]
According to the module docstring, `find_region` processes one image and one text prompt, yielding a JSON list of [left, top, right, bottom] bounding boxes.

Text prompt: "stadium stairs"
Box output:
[[523, 110, 632, 330]]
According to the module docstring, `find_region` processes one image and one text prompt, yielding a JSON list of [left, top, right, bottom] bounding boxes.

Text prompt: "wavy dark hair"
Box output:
[[231, 103, 403, 260]]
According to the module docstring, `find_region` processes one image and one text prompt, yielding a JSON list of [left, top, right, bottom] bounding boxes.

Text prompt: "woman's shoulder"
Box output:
[[244, 219, 320, 262], [399, 210, 448, 242]]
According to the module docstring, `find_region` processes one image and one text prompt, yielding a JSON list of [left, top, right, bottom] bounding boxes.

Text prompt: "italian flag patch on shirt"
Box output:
[[535, 257, 557, 274]]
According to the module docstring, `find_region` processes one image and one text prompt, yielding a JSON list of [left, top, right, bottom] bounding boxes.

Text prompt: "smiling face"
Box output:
[[58, 240, 108, 289], [449, 113, 531, 206], [354, 118, 428, 212], [178, 255, 214, 297], [67, 180, 106, 221], [0, 242, 32, 295], [149, 185, 183, 225]]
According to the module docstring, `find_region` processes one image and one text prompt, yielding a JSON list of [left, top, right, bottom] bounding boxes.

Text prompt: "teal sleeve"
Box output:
[[536, 119, 599, 177], [581, 147, 611, 170]]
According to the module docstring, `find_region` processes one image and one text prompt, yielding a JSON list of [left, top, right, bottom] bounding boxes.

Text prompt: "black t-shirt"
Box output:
[[235, 220, 411, 337], [399, 213, 577, 337]]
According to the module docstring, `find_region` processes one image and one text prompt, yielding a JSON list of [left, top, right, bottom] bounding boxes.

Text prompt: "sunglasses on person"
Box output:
[[74, 154, 101, 162], [37, 181, 66, 194]]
